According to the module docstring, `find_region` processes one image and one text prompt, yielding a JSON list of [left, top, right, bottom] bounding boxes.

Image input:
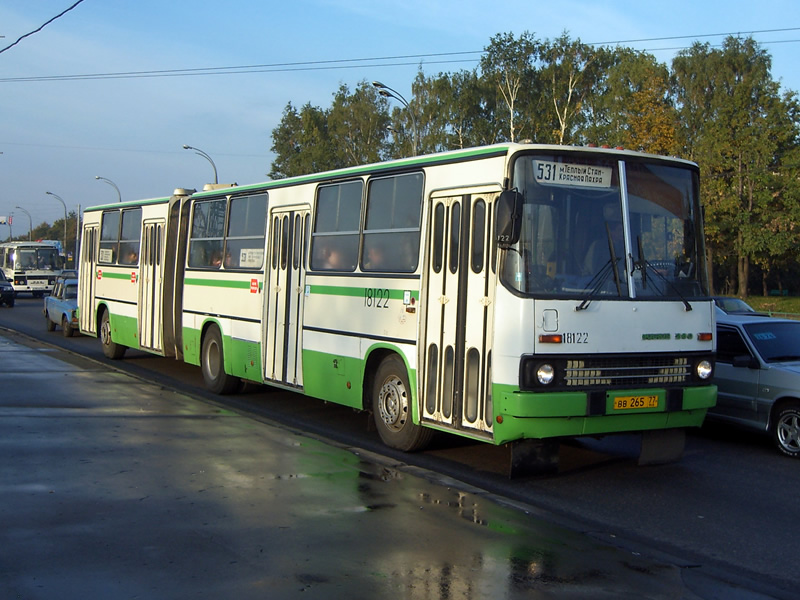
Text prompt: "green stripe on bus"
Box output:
[[308, 285, 418, 301], [185, 278, 255, 290], [99, 271, 135, 280]]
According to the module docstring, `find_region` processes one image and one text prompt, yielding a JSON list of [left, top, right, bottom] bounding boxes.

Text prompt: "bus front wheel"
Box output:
[[372, 355, 433, 452], [100, 311, 126, 359], [201, 326, 240, 395]]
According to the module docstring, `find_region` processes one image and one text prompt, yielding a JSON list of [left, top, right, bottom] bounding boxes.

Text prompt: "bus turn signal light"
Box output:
[[538, 334, 563, 344]]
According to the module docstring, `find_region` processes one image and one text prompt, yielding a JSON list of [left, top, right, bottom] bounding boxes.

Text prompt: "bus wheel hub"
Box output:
[[378, 376, 407, 431]]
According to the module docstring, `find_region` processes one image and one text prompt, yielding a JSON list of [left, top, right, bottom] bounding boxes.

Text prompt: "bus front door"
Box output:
[[139, 220, 165, 353], [264, 207, 309, 388], [421, 189, 499, 439], [79, 225, 99, 335]]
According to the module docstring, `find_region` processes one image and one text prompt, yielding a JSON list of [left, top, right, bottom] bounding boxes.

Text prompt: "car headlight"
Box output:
[[696, 359, 713, 380]]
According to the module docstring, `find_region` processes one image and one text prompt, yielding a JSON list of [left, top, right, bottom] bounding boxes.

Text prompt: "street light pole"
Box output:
[[95, 176, 122, 202], [182, 144, 218, 184], [372, 81, 419, 156], [14, 206, 32, 241], [45, 191, 69, 267]]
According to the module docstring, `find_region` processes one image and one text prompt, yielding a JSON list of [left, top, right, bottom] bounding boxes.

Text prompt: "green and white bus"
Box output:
[[0, 241, 63, 297], [79, 143, 716, 473]]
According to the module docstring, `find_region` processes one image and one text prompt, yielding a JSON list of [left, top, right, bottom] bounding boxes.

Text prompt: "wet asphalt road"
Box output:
[[1, 297, 798, 598]]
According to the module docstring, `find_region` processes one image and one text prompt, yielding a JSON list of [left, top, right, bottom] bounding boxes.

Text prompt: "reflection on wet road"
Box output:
[[2, 331, 695, 599]]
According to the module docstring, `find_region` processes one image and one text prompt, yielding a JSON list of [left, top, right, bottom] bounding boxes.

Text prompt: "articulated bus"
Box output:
[[79, 143, 716, 474], [0, 241, 63, 297]]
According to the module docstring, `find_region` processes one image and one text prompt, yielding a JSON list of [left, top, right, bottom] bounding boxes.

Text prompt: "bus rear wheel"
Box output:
[[372, 355, 433, 452], [100, 311, 126, 359], [201, 326, 240, 395]]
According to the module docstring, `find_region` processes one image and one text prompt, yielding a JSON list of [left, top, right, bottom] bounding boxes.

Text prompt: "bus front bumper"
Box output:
[[492, 385, 717, 444]]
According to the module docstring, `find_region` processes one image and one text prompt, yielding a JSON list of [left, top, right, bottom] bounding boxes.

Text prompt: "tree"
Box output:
[[539, 33, 600, 145], [480, 31, 542, 142], [673, 36, 795, 296], [269, 102, 337, 179], [410, 68, 500, 154], [328, 81, 390, 166]]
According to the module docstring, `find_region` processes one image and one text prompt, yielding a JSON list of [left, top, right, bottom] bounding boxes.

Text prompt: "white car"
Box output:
[[711, 312, 800, 457]]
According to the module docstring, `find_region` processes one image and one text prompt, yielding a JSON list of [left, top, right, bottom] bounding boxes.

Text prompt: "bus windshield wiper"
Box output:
[[576, 260, 622, 311], [577, 224, 621, 311], [635, 236, 692, 311]]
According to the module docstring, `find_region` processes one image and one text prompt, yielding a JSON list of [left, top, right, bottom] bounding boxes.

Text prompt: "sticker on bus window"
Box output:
[[99, 248, 114, 263], [239, 249, 264, 269], [534, 160, 613, 189]]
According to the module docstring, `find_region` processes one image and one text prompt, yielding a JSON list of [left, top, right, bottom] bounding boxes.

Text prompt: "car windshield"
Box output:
[[743, 321, 800, 363], [501, 153, 708, 300], [716, 297, 756, 313]]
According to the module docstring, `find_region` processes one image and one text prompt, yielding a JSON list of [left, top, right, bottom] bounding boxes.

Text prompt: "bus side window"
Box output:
[[361, 172, 423, 273], [189, 199, 226, 269], [226, 193, 267, 270], [310, 181, 361, 271], [119, 208, 142, 266], [99, 210, 121, 264]]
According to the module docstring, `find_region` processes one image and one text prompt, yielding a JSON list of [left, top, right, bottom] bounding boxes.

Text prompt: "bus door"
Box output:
[[264, 206, 309, 388], [421, 188, 500, 439], [139, 219, 165, 352], [79, 225, 99, 335]]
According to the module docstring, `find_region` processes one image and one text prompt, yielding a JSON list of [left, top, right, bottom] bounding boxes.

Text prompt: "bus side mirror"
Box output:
[[496, 189, 523, 248]]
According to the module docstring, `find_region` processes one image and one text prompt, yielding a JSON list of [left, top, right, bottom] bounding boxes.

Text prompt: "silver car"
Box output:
[[711, 312, 800, 457]]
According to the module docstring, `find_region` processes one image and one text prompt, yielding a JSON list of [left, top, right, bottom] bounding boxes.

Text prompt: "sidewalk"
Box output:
[[0, 331, 723, 599]]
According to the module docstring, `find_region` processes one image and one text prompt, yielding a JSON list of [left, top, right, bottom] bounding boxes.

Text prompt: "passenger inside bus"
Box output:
[[122, 249, 138, 265], [362, 239, 387, 271], [312, 237, 354, 271]]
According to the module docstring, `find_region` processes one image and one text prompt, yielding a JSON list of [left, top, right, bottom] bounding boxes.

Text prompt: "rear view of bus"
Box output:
[[490, 148, 715, 473]]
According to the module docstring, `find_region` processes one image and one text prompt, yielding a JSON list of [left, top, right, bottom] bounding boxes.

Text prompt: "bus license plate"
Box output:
[[613, 395, 659, 410], [29, 279, 47, 286]]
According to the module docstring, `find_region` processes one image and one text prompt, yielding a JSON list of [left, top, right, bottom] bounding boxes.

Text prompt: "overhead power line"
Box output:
[[0, 0, 86, 56], [1, 25, 798, 83]]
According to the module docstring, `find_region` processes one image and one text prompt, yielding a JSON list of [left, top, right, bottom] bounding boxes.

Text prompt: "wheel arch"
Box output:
[[769, 396, 800, 430], [94, 302, 110, 336], [200, 317, 225, 350], [362, 344, 416, 413], [200, 318, 228, 367]]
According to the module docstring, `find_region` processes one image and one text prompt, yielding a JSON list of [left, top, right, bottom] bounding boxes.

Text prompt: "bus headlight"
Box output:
[[520, 356, 562, 389], [696, 360, 713, 380], [537, 363, 555, 385]]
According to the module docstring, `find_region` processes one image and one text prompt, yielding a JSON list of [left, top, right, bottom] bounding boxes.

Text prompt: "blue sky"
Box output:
[[1, 0, 799, 232]]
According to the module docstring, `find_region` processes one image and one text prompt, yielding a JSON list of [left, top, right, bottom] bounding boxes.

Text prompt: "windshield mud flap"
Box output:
[[638, 428, 686, 465]]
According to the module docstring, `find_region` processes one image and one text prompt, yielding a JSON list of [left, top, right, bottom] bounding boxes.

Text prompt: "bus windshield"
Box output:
[[14, 246, 61, 272], [502, 153, 708, 300]]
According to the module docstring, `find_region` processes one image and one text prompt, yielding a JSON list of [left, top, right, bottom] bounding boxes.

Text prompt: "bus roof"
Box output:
[[84, 195, 172, 213], [190, 142, 698, 199], [0, 240, 61, 248], [81, 143, 699, 209]]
